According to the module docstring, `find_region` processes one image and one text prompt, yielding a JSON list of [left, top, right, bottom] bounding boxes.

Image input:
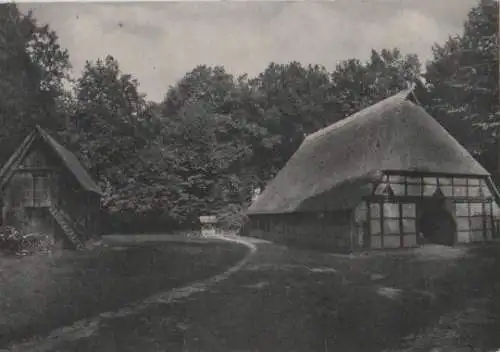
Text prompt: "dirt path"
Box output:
[[7, 239, 500, 352]]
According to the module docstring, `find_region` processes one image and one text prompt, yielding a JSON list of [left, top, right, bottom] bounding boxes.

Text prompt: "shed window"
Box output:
[[33, 173, 50, 206]]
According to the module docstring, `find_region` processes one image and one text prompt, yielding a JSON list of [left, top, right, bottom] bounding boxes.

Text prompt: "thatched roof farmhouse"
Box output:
[[246, 88, 500, 251]]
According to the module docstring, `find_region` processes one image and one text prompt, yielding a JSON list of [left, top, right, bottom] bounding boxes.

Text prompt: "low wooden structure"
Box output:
[[199, 215, 218, 237], [0, 126, 104, 250], [247, 87, 500, 252]]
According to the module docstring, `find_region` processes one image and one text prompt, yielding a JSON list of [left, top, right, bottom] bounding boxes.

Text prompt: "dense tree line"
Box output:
[[0, 0, 497, 232]]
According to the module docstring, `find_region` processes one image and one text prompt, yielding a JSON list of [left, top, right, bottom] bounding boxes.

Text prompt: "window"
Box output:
[[423, 184, 437, 196], [370, 219, 381, 234], [441, 186, 453, 197], [403, 219, 416, 233], [378, 174, 493, 200], [455, 201, 490, 244], [32, 172, 51, 206], [383, 219, 399, 235], [367, 200, 417, 249], [454, 186, 468, 197], [402, 203, 416, 218], [407, 183, 422, 196], [370, 203, 381, 218], [383, 203, 399, 218]]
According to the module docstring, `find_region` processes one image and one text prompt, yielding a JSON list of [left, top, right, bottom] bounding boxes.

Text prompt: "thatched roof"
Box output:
[[248, 88, 489, 215], [0, 126, 104, 196]]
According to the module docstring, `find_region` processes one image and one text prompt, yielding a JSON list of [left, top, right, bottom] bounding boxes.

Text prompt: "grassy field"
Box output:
[[35, 241, 500, 352], [0, 239, 247, 348]]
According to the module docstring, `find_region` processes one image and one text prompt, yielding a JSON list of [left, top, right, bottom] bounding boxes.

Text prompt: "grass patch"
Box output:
[[0, 241, 247, 347]]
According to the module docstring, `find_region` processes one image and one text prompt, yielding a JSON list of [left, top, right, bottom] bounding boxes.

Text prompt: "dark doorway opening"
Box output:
[[418, 199, 456, 246]]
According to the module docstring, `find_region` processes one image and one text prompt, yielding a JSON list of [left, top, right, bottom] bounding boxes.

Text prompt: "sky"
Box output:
[[19, 0, 478, 102]]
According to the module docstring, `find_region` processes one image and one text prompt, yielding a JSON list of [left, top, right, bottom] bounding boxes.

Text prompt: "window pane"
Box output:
[[403, 219, 416, 233], [402, 203, 416, 218], [370, 220, 381, 234], [470, 216, 484, 230], [469, 186, 481, 197], [441, 186, 453, 197], [457, 218, 470, 231], [389, 175, 405, 183], [457, 231, 471, 243], [454, 177, 467, 186], [423, 184, 437, 196], [383, 219, 400, 235], [407, 184, 422, 196], [471, 229, 484, 242], [456, 203, 469, 217], [470, 203, 483, 215], [391, 183, 405, 196], [372, 235, 382, 248], [423, 177, 438, 184], [370, 203, 380, 218], [384, 235, 401, 248], [481, 185, 492, 198], [454, 185, 467, 197], [469, 178, 480, 186], [438, 177, 453, 186], [384, 203, 399, 218], [407, 177, 421, 184]]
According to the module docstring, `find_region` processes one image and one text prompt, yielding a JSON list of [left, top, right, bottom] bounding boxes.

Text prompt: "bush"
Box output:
[[216, 203, 248, 231], [0, 226, 53, 255]]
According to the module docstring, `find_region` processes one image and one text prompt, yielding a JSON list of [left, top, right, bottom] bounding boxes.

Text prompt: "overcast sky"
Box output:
[[19, 0, 477, 102]]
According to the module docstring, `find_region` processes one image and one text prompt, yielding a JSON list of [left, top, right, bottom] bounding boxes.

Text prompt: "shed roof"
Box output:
[[248, 88, 490, 215], [0, 126, 104, 196]]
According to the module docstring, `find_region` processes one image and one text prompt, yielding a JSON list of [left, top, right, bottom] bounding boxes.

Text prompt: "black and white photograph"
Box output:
[[0, 0, 498, 351]]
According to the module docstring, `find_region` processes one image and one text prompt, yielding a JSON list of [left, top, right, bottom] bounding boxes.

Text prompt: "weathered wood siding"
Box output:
[[248, 211, 353, 252], [0, 138, 101, 243]]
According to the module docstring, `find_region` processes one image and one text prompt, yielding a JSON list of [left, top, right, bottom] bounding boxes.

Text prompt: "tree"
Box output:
[[250, 62, 336, 179], [69, 55, 157, 194], [162, 65, 238, 117], [425, 0, 499, 161], [331, 48, 422, 118], [0, 3, 70, 162]]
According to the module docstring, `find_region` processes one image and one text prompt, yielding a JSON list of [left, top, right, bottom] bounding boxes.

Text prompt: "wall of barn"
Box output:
[[356, 173, 500, 249], [247, 211, 354, 252]]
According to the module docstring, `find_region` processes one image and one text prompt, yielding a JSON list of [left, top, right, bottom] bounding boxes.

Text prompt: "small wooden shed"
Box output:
[[199, 215, 218, 237], [0, 126, 104, 250]]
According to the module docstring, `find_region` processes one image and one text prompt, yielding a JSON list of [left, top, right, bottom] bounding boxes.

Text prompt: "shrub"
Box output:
[[216, 203, 248, 231], [0, 226, 53, 255]]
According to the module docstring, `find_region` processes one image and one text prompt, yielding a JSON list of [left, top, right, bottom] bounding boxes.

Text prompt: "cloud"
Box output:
[[19, 1, 475, 102]]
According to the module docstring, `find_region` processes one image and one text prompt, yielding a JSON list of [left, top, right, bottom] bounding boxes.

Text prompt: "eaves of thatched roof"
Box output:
[[248, 88, 489, 215]]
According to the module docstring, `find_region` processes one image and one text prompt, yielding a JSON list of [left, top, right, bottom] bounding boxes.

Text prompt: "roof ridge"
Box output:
[[304, 88, 413, 144]]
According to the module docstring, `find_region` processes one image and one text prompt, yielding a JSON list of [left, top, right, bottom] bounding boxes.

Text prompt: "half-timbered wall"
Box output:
[[360, 172, 499, 249]]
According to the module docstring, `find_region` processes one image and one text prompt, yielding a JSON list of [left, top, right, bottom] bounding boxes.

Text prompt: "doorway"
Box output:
[[417, 199, 456, 246]]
